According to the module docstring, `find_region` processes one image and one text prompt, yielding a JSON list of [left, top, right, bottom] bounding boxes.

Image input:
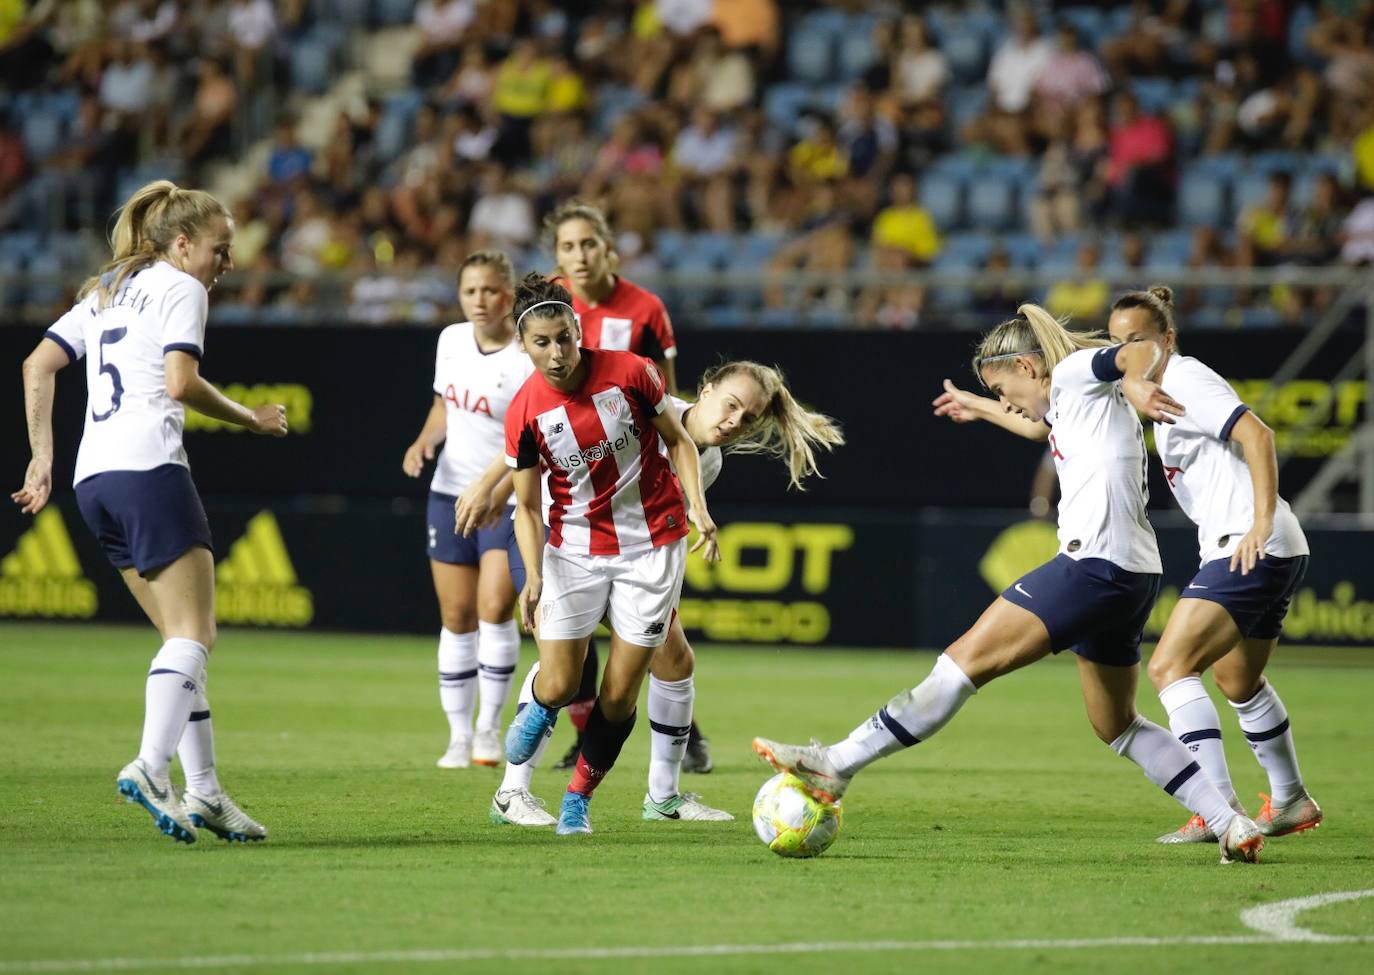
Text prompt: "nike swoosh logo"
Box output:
[[494, 797, 512, 814], [202, 800, 223, 816], [659, 809, 681, 820], [1187, 584, 1209, 590], [142, 776, 168, 801], [1014, 583, 1032, 598]]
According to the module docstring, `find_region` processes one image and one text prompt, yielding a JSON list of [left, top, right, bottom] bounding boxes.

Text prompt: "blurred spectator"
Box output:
[[972, 246, 1021, 316], [1356, 107, 1374, 192], [1030, 113, 1083, 242], [452, 104, 499, 164], [1101, 0, 1199, 80], [764, 182, 854, 310], [674, 107, 738, 231], [1033, 24, 1107, 117], [1104, 91, 1175, 225], [1045, 241, 1110, 322], [870, 173, 940, 266], [546, 54, 589, 115], [441, 42, 493, 108], [1237, 171, 1294, 266], [965, 5, 1053, 155], [99, 40, 156, 122], [281, 190, 331, 276], [892, 15, 948, 108], [492, 39, 551, 165], [0, 119, 27, 210], [228, 199, 270, 269], [656, 0, 713, 39], [179, 57, 237, 164], [124, 0, 178, 45], [837, 86, 896, 182], [265, 120, 312, 189], [1120, 231, 1147, 272], [227, 0, 276, 88], [789, 114, 847, 184], [469, 164, 536, 252], [413, 0, 476, 87], [666, 25, 755, 112], [711, 0, 779, 57], [1285, 173, 1344, 264]]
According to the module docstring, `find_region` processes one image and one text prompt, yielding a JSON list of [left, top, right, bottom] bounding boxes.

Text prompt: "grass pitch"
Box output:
[[1, 623, 1372, 975]]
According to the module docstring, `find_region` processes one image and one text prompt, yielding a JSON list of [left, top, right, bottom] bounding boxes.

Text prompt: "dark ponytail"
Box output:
[[513, 273, 577, 335]]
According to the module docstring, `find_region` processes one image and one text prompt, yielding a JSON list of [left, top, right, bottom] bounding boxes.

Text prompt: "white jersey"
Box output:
[[45, 262, 208, 485], [1045, 347, 1162, 574], [664, 396, 723, 494], [430, 322, 533, 497], [1155, 355, 1308, 566]]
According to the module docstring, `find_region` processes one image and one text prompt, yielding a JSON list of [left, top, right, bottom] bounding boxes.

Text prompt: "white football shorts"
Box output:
[[537, 538, 686, 647]]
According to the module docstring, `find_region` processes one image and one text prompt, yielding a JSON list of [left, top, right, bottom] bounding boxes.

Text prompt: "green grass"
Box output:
[[1, 623, 1372, 975]]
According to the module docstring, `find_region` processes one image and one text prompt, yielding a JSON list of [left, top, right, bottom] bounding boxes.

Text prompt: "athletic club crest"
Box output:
[[598, 392, 629, 419]]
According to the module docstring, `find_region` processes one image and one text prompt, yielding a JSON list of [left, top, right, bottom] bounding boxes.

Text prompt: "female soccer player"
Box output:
[[754, 303, 1268, 864], [402, 250, 531, 770], [499, 275, 715, 835], [1107, 286, 1321, 845], [12, 179, 287, 844], [490, 360, 845, 825], [543, 199, 716, 771]]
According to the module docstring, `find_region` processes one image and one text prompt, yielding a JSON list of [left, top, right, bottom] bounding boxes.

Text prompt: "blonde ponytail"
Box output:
[[973, 302, 1110, 380], [79, 180, 230, 307], [699, 361, 845, 491]]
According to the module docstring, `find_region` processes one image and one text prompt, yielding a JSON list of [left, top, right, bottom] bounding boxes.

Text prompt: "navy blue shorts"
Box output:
[[74, 463, 213, 576], [427, 493, 520, 571], [1180, 554, 1308, 640], [1001, 555, 1161, 666]]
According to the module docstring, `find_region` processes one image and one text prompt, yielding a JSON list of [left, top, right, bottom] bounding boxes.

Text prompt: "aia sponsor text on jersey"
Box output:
[[444, 384, 493, 417]]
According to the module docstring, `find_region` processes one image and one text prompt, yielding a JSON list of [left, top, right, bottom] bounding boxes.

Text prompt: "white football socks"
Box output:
[[1111, 714, 1235, 836], [1230, 679, 1304, 804], [647, 675, 693, 802], [827, 653, 977, 777], [1159, 676, 1237, 805], [176, 666, 222, 796], [437, 628, 478, 744], [498, 662, 545, 793], [138, 638, 208, 776], [475, 619, 520, 734]]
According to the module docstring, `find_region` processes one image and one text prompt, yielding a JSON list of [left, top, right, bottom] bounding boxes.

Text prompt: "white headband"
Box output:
[[516, 299, 576, 330]]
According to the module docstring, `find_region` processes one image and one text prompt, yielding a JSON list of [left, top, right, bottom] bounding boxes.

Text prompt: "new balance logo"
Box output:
[[216, 511, 313, 627], [0, 508, 98, 619], [644, 621, 666, 636], [551, 423, 565, 434]]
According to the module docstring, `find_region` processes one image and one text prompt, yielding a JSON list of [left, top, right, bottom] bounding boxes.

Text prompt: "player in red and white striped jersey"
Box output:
[[500, 275, 716, 835]]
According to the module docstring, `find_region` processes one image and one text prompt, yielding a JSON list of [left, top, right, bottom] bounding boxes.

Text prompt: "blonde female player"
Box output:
[[542, 199, 708, 770], [498, 275, 716, 835], [402, 251, 531, 770], [754, 304, 1269, 864], [490, 360, 845, 825], [12, 180, 287, 844], [1107, 286, 1321, 845]]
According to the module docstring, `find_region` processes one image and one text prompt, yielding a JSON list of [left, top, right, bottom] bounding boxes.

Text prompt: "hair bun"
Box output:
[[1147, 285, 1174, 306]]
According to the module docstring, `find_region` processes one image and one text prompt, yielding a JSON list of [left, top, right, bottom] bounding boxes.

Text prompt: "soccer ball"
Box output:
[[752, 772, 842, 858]]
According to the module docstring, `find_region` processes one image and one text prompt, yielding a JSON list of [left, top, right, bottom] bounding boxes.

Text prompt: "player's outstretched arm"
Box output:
[[165, 350, 287, 436], [933, 379, 1050, 441], [403, 394, 446, 477], [11, 339, 70, 515], [653, 408, 718, 561], [1118, 341, 1185, 425]]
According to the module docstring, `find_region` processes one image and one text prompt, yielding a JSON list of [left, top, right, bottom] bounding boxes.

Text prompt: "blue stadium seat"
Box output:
[[684, 232, 734, 270], [374, 0, 416, 26], [1177, 169, 1230, 226], [653, 230, 690, 270], [732, 232, 783, 269], [1288, 3, 1317, 64], [323, 0, 372, 27], [1149, 228, 1194, 268], [1001, 232, 1042, 269], [594, 86, 647, 135], [967, 175, 1017, 231], [1241, 307, 1283, 329], [374, 91, 422, 162], [1250, 150, 1302, 174], [291, 38, 334, 95], [25, 252, 63, 308], [787, 25, 833, 83], [703, 305, 750, 328], [1131, 78, 1173, 115], [836, 24, 877, 79], [762, 82, 815, 135], [21, 111, 64, 160], [919, 171, 966, 231], [1058, 7, 1105, 42], [947, 85, 988, 130], [1232, 171, 1273, 215], [942, 27, 987, 84]]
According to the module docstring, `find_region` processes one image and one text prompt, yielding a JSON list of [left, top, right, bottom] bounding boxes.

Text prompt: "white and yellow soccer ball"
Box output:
[[752, 772, 842, 858]]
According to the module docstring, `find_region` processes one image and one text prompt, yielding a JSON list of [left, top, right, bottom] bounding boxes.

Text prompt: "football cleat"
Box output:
[[1219, 813, 1265, 864], [115, 759, 196, 844], [555, 791, 593, 835], [1156, 813, 1217, 844], [505, 701, 557, 766], [682, 728, 714, 774], [436, 738, 472, 769], [471, 729, 503, 767], [642, 792, 735, 822], [752, 736, 851, 803], [489, 788, 556, 826], [185, 790, 268, 842], [1256, 791, 1323, 837]]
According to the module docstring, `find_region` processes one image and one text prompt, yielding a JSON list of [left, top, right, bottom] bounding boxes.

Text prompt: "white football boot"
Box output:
[[436, 738, 472, 769], [471, 729, 503, 767], [116, 758, 196, 844], [642, 792, 735, 821], [752, 737, 851, 803], [1219, 813, 1265, 864], [489, 788, 556, 826], [185, 790, 268, 842]]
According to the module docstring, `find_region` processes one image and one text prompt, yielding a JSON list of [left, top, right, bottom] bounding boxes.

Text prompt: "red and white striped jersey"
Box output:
[[556, 275, 677, 361], [504, 349, 688, 556]]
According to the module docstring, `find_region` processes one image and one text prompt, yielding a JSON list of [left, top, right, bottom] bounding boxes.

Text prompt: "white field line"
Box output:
[[2, 890, 1371, 973]]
